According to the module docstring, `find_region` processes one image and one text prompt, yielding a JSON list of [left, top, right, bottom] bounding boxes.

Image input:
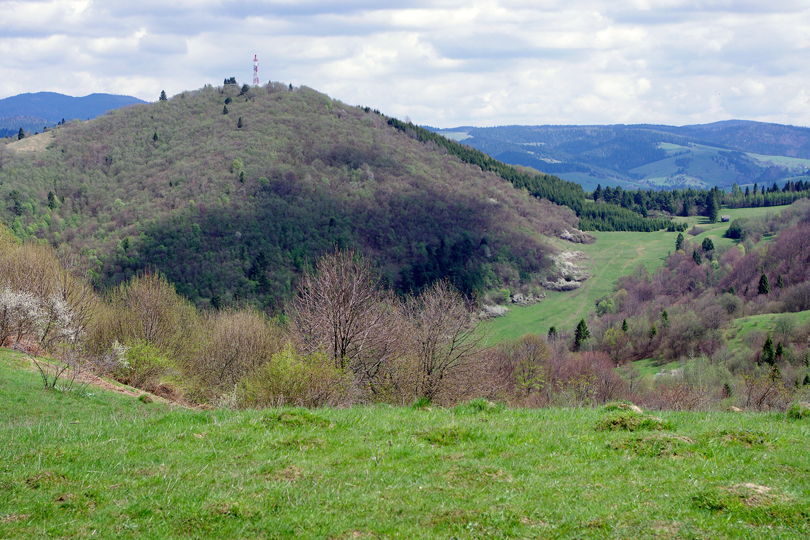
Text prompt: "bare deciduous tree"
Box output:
[[403, 280, 481, 401], [292, 250, 400, 393], [194, 309, 284, 396]]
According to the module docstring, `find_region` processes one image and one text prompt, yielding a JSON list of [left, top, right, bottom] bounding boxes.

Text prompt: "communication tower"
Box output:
[[253, 54, 260, 86]]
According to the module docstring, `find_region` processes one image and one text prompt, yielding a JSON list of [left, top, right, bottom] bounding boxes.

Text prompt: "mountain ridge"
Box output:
[[0, 91, 146, 136], [432, 120, 810, 191]]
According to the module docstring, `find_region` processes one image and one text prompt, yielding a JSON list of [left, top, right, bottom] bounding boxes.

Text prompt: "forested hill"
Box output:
[[0, 92, 146, 137], [432, 121, 810, 191], [0, 83, 584, 310]]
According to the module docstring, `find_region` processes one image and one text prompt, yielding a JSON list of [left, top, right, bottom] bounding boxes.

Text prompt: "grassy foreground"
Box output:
[[2, 349, 809, 539], [484, 205, 789, 344]]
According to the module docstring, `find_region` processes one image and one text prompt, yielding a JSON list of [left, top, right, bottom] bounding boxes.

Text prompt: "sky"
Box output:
[[1, 0, 809, 127]]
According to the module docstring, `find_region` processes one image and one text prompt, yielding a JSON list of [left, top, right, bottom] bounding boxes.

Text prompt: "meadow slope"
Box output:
[[2, 349, 809, 539]]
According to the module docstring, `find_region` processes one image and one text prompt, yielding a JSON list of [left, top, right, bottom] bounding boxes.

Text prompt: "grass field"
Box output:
[[483, 206, 790, 345], [2, 349, 810, 539], [725, 310, 810, 357]]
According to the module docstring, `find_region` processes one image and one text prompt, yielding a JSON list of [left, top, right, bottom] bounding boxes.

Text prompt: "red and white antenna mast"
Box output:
[[253, 53, 260, 86]]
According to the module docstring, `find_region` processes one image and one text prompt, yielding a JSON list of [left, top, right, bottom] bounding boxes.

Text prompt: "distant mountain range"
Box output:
[[0, 92, 146, 137], [432, 120, 810, 190]]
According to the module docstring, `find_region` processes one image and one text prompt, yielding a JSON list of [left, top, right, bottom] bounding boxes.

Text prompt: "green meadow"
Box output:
[[483, 205, 789, 345], [2, 349, 809, 539]]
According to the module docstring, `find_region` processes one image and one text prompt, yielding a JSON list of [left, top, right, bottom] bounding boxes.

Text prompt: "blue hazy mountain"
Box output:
[[0, 92, 146, 137], [432, 120, 810, 190]]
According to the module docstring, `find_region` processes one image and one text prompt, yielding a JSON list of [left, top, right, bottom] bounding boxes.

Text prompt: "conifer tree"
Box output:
[[621, 319, 628, 332], [159, 90, 167, 101], [17, 128, 25, 140], [758, 274, 770, 295], [547, 326, 557, 341], [675, 232, 684, 251], [701, 237, 714, 251], [762, 335, 775, 365], [573, 319, 590, 351], [692, 249, 702, 265]]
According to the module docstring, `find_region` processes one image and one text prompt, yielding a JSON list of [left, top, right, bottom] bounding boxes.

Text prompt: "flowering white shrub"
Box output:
[[0, 286, 82, 347], [0, 286, 45, 345]]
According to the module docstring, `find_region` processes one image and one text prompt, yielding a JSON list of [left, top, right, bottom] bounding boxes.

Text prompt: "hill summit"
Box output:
[[0, 83, 582, 309]]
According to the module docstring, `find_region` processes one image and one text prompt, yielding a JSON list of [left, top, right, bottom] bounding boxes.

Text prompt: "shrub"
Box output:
[[236, 345, 352, 408], [786, 402, 810, 420], [113, 341, 172, 390]]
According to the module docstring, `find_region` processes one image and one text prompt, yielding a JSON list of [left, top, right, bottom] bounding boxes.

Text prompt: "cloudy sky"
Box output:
[[1, 0, 809, 127]]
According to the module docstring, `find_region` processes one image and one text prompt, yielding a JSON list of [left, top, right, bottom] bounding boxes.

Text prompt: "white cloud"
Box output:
[[0, 0, 809, 126]]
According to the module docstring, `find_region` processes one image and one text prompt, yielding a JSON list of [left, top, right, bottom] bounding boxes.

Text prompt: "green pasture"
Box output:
[[2, 349, 809, 539]]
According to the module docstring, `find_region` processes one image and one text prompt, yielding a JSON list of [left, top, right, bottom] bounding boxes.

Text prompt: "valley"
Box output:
[[483, 205, 789, 344]]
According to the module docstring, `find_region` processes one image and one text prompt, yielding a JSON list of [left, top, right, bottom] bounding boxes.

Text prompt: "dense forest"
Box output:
[[594, 181, 810, 219], [387, 118, 677, 232]]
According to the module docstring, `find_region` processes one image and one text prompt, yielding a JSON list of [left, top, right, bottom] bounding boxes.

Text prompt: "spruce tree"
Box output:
[[692, 249, 703, 265], [705, 192, 719, 222], [701, 237, 714, 251], [758, 274, 770, 295], [573, 319, 590, 351], [675, 232, 684, 251], [159, 90, 167, 101], [17, 128, 25, 140], [762, 336, 775, 365], [621, 319, 628, 332]]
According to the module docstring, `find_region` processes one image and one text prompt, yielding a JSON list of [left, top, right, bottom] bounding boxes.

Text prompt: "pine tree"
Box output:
[[758, 274, 770, 295], [152, 131, 159, 142], [675, 232, 684, 251], [159, 90, 167, 101], [573, 319, 590, 351]]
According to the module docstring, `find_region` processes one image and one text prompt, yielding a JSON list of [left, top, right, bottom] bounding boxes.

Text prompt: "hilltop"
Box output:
[[0, 83, 581, 309], [0, 91, 146, 137], [433, 121, 810, 190]]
